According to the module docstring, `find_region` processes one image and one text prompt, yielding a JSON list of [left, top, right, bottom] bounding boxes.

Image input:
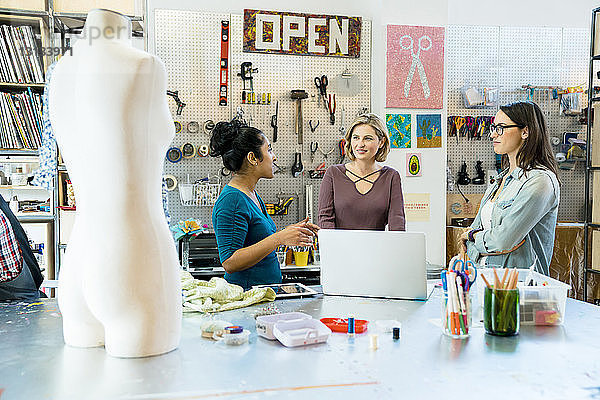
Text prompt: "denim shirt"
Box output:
[[466, 167, 560, 275]]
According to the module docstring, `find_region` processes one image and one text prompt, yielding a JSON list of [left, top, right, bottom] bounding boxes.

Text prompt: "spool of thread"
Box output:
[[369, 334, 378, 350], [347, 315, 355, 336], [555, 152, 566, 162], [224, 325, 244, 334], [393, 327, 400, 340]]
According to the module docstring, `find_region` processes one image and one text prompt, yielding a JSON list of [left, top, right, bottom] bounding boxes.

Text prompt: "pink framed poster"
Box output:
[[386, 25, 445, 109]]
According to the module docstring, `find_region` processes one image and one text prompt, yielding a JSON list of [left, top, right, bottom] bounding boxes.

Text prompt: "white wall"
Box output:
[[448, 0, 597, 28]]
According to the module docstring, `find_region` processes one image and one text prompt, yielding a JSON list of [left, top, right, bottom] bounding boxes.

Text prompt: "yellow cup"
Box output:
[[293, 251, 309, 267]]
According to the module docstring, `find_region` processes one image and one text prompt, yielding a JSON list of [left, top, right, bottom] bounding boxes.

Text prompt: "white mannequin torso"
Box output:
[[51, 9, 181, 358]]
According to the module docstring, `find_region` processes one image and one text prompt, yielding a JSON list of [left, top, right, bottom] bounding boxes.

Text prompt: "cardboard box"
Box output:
[[0, 0, 45, 11], [53, 0, 135, 16], [446, 193, 484, 225]]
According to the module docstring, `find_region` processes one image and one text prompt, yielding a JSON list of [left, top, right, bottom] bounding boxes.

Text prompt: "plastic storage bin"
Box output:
[[477, 268, 570, 326], [255, 312, 312, 340], [272, 318, 331, 347]]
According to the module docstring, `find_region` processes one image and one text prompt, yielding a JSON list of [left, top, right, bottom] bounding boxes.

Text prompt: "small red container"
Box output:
[[320, 318, 368, 333]]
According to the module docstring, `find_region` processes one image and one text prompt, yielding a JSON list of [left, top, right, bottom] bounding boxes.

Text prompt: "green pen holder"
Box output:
[[483, 287, 520, 336]]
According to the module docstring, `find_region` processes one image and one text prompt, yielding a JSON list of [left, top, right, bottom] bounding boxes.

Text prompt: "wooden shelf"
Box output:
[[0, 185, 49, 190], [0, 82, 44, 90], [0, 149, 39, 156]]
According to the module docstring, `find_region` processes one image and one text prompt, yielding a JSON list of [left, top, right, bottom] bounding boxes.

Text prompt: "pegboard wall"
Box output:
[[446, 25, 589, 222], [154, 10, 371, 228]]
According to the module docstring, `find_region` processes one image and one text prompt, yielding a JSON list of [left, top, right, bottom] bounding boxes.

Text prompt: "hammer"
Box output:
[[291, 89, 308, 144]]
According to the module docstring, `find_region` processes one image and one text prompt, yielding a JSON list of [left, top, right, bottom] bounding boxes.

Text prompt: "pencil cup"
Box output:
[[483, 287, 520, 336], [442, 286, 471, 338], [293, 250, 309, 267]]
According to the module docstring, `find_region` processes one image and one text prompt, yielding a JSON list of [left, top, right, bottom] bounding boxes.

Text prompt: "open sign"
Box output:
[[244, 9, 361, 58]]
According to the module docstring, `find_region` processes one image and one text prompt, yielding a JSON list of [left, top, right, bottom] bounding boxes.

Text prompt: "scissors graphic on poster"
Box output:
[[400, 34, 432, 99]]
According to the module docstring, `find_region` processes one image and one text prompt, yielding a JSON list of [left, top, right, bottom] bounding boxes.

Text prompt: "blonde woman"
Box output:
[[318, 113, 406, 230]]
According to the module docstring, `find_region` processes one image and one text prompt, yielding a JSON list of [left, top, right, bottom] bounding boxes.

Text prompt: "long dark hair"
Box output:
[[209, 119, 264, 172], [499, 101, 559, 179]]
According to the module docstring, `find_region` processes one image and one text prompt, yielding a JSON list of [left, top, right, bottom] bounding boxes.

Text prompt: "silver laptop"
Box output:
[[319, 229, 427, 300]]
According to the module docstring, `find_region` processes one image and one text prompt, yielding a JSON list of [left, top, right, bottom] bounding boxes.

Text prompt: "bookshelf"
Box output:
[[0, 6, 56, 285]]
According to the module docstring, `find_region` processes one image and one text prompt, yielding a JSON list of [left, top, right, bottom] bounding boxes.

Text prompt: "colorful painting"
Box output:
[[416, 114, 442, 148], [386, 25, 445, 109], [243, 9, 361, 57], [386, 114, 411, 149], [406, 153, 422, 177]]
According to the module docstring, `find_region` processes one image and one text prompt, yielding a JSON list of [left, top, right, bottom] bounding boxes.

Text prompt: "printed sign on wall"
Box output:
[[386, 113, 411, 149], [386, 25, 445, 109], [404, 193, 431, 222], [243, 9, 362, 57], [416, 114, 442, 148]]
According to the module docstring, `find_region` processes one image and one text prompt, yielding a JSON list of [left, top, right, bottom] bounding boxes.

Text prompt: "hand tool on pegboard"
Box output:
[[166, 90, 186, 115], [327, 93, 336, 125], [271, 101, 279, 142], [291, 90, 308, 144], [314, 75, 328, 109], [238, 62, 257, 104], [219, 20, 229, 106]]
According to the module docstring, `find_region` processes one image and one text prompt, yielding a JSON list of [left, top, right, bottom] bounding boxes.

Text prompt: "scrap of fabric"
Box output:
[[181, 271, 276, 313]]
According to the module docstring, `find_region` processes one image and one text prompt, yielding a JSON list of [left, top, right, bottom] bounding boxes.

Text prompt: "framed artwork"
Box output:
[[416, 114, 442, 148], [386, 113, 411, 149], [406, 153, 422, 177], [386, 25, 445, 109]]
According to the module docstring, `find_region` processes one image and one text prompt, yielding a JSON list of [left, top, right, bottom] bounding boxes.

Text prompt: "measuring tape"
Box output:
[[174, 121, 182, 134], [219, 20, 229, 106], [163, 174, 178, 191], [182, 143, 195, 158], [166, 147, 182, 163], [204, 120, 215, 135], [198, 144, 210, 157], [187, 121, 199, 134]]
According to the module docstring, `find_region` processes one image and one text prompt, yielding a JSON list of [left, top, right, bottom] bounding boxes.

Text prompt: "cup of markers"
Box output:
[[292, 246, 311, 267], [441, 255, 477, 338]]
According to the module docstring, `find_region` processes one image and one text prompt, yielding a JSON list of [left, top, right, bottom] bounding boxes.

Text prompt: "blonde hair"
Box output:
[[344, 113, 390, 162]]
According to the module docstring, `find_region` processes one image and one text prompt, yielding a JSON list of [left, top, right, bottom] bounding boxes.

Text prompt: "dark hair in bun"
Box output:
[[209, 119, 265, 172]]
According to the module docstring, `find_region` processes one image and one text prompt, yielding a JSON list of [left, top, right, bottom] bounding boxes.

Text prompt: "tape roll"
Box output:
[[187, 121, 199, 134], [166, 147, 182, 163], [163, 174, 177, 191], [555, 152, 566, 162], [198, 144, 210, 157], [204, 120, 215, 135], [174, 121, 182, 134], [182, 143, 195, 158]]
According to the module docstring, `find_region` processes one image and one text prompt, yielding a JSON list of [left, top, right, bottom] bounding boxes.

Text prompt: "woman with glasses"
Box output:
[[318, 113, 406, 231], [460, 101, 560, 275]]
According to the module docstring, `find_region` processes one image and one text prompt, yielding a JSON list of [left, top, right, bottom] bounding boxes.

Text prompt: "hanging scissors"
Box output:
[[328, 93, 336, 125], [454, 116, 465, 144], [400, 35, 432, 99], [314, 75, 328, 108]]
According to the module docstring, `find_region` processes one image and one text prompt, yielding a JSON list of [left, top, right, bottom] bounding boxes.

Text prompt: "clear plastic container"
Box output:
[[477, 269, 570, 326], [441, 286, 471, 338]]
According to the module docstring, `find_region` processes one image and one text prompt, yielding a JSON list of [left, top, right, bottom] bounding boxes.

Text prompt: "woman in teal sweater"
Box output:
[[210, 120, 319, 289]]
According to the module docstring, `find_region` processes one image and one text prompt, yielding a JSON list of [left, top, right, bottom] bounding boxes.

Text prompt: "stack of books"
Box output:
[[0, 89, 42, 149], [0, 25, 44, 84]]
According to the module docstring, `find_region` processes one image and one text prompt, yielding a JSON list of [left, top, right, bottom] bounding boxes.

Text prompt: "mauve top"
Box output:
[[318, 164, 406, 231]]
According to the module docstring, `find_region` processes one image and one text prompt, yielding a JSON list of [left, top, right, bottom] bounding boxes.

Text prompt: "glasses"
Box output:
[[489, 123, 525, 137]]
